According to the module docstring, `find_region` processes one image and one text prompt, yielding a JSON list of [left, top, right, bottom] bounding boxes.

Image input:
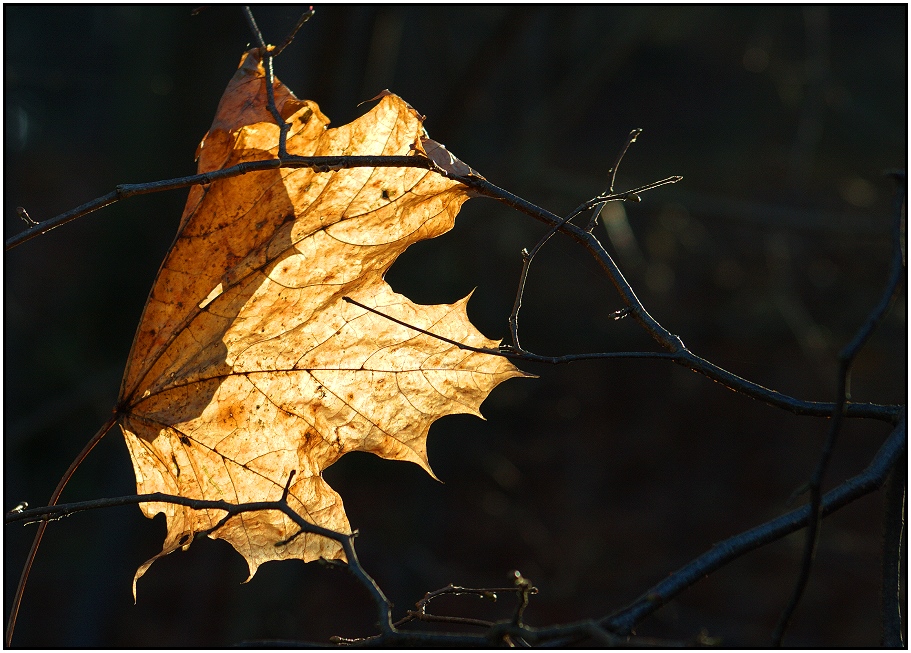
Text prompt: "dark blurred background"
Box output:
[[5, 5, 906, 647]]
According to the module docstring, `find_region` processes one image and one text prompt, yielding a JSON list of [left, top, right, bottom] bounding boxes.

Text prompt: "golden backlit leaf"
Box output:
[[118, 50, 526, 596]]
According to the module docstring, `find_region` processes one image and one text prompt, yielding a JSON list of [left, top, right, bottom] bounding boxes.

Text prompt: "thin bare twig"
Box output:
[[342, 299, 898, 422], [424, 585, 529, 605], [342, 295, 674, 364], [404, 611, 494, 628], [585, 128, 642, 232], [5, 155, 435, 251], [272, 6, 315, 58], [609, 129, 642, 194], [6, 489, 395, 636], [339, 582, 536, 645], [772, 174, 906, 646], [16, 207, 38, 226], [507, 154, 681, 352], [241, 6, 266, 50], [242, 7, 290, 156], [280, 469, 296, 503], [5, 416, 118, 648], [510, 570, 534, 627]]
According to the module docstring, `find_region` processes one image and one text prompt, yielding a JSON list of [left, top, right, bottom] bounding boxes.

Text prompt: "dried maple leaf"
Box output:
[[117, 50, 526, 596]]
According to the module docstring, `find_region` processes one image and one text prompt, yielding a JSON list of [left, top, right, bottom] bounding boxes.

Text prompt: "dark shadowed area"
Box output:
[[5, 5, 906, 647]]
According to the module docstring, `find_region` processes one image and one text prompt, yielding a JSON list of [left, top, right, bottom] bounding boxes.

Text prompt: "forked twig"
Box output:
[[5, 147, 901, 419], [507, 128, 679, 352], [585, 128, 642, 232], [6, 489, 395, 636], [462, 175, 901, 421], [342, 296, 674, 364]]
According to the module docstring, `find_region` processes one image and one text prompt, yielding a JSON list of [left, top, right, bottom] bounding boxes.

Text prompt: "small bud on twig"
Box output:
[[16, 207, 38, 226], [7, 501, 28, 515]]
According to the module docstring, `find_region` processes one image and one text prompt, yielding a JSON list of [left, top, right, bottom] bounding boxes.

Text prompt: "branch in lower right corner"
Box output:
[[603, 412, 906, 636]]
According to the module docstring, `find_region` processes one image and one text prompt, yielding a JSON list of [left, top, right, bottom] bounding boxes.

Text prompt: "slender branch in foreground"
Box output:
[[392, 583, 536, 631], [4, 416, 118, 648], [603, 411, 906, 636], [772, 175, 906, 646], [674, 350, 900, 421], [343, 297, 901, 422], [584, 128, 643, 232], [6, 489, 394, 636], [241, 6, 267, 51], [342, 296, 673, 364], [8, 152, 901, 427], [5, 155, 437, 251], [272, 6, 315, 58], [8, 153, 900, 424]]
